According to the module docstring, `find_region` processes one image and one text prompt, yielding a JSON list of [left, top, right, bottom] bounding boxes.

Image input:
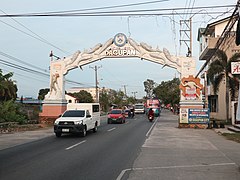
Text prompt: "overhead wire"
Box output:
[[195, 4, 239, 77], [0, 9, 70, 55], [0, 5, 234, 17]]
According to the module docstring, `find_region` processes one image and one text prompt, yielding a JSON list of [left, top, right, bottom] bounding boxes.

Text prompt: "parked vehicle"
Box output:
[[54, 103, 100, 137], [108, 109, 126, 124]]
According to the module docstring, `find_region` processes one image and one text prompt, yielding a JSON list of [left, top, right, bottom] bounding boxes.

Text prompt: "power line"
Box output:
[[0, 5, 234, 17], [0, 50, 49, 73], [0, 9, 70, 55], [0, 19, 70, 54], [0, 58, 94, 87], [25, 0, 170, 15], [196, 5, 239, 77]]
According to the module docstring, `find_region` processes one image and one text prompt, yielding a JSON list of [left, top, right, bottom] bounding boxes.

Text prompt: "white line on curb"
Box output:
[[146, 117, 159, 137], [65, 140, 86, 150], [107, 127, 116, 132], [116, 162, 236, 180]]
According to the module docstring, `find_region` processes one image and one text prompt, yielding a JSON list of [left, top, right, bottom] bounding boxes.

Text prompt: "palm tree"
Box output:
[[207, 50, 240, 123], [0, 70, 17, 101]]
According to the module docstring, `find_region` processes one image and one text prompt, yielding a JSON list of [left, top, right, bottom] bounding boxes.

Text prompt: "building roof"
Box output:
[[197, 16, 232, 41]]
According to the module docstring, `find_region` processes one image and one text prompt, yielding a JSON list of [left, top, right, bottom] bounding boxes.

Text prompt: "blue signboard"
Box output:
[[188, 109, 209, 124]]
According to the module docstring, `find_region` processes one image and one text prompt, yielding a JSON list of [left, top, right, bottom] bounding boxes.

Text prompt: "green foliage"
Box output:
[[68, 90, 94, 103], [0, 100, 27, 124], [207, 50, 240, 122], [99, 88, 110, 112], [99, 89, 127, 111], [0, 70, 18, 101], [143, 79, 156, 98], [207, 50, 240, 99], [153, 78, 180, 106], [38, 88, 50, 100]]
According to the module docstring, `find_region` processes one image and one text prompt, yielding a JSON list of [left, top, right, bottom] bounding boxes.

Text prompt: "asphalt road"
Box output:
[[0, 113, 154, 180]]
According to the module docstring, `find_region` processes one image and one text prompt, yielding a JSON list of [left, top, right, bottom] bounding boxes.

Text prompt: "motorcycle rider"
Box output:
[[148, 108, 154, 119]]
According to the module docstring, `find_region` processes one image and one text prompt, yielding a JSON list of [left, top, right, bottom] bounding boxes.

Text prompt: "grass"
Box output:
[[222, 133, 240, 143]]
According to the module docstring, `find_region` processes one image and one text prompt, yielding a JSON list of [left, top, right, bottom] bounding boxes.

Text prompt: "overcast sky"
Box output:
[[0, 0, 236, 99]]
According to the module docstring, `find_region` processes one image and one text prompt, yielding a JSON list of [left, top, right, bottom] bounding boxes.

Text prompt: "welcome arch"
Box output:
[[40, 33, 204, 127]]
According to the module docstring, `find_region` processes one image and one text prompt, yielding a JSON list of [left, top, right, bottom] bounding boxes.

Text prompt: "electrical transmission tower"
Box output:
[[180, 18, 192, 57]]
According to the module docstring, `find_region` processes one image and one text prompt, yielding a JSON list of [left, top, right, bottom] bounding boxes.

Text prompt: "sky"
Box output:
[[0, 0, 236, 99]]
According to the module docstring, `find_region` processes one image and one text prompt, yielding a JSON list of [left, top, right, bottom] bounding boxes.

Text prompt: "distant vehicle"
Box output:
[[146, 99, 161, 117], [108, 109, 126, 124], [124, 109, 131, 118], [54, 103, 100, 137], [134, 103, 145, 114]]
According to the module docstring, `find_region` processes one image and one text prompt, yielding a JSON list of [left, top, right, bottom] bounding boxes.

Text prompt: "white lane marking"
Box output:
[[125, 121, 129, 124], [65, 140, 86, 150], [116, 163, 236, 180], [107, 127, 116, 132], [146, 117, 159, 137]]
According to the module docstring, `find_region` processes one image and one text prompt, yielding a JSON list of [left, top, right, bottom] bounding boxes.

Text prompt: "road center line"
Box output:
[[65, 140, 86, 150], [108, 127, 116, 132]]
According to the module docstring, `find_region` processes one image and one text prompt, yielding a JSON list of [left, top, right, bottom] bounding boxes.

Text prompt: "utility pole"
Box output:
[[123, 85, 128, 98], [180, 18, 192, 57], [90, 65, 102, 102], [132, 91, 137, 99]]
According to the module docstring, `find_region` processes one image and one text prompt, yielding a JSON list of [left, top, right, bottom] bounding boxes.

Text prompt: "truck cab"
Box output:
[[54, 103, 100, 137]]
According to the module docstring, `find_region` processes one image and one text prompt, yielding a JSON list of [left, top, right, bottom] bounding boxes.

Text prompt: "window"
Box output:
[[208, 95, 218, 112], [93, 105, 99, 112], [62, 110, 85, 117], [86, 110, 90, 116]]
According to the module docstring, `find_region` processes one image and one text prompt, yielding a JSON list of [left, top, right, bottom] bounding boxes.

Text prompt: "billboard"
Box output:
[[188, 109, 210, 124]]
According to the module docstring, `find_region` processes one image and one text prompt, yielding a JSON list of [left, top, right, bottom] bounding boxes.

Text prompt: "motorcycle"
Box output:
[[148, 114, 154, 122]]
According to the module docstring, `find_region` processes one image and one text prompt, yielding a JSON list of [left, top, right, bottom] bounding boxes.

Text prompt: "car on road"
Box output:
[[134, 103, 145, 114], [54, 108, 99, 137], [108, 109, 126, 124]]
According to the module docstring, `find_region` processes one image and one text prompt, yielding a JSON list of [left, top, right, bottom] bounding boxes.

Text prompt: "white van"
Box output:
[[54, 103, 100, 137], [134, 103, 145, 114]]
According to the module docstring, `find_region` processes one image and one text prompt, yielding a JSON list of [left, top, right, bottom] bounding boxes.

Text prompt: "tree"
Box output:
[[38, 88, 50, 100], [154, 78, 180, 106], [143, 79, 156, 98], [99, 88, 110, 112], [207, 50, 240, 122], [68, 90, 94, 103], [112, 90, 125, 107], [0, 70, 17, 101]]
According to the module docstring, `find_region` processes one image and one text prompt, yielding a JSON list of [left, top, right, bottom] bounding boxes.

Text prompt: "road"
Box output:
[[0, 113, 155, 180]]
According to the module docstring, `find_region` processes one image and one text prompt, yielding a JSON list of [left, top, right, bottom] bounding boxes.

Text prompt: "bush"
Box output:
[[0, 100, 27, 124]]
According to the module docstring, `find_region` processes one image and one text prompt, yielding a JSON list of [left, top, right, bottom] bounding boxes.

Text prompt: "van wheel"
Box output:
[[55, 132, 61, 137], [93, 124, 97, 133], [81, 127, 87, 137]]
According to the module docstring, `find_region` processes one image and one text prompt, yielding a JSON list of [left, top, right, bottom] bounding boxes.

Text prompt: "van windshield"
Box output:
[[135, 105, 144, 109], [62, 110, 85, 117]]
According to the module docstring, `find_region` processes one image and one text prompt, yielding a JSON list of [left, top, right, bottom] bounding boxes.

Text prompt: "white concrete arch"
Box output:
[[44, 33, 196, 102]]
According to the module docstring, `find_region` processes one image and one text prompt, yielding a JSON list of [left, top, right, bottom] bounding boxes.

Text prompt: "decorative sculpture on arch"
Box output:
[[44, 33, 196, 102]]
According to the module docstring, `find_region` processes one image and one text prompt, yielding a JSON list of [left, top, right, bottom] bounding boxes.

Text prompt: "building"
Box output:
[[67, 87, 111, 102], [197, 16, 240, 121], [65, 94, 79, 104]]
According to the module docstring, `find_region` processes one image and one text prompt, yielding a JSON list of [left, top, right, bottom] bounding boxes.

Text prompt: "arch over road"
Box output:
[[44, 33, 196, 101]]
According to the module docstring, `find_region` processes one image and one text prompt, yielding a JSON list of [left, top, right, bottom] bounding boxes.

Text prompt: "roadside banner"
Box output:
[[188, 109, 209, 124]]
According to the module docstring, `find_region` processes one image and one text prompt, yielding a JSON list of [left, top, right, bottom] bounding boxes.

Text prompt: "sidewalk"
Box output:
[[122, 110, 240, 180], [0, 127, 53, 150]]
